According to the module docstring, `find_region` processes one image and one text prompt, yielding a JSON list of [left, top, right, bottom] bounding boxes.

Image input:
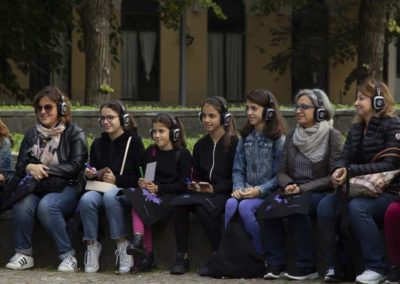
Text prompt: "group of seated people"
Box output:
[[0, 79, 399, 284]]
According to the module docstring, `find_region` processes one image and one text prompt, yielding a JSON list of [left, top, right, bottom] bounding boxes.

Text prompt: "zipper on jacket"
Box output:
[[209, 143, 216, 181]]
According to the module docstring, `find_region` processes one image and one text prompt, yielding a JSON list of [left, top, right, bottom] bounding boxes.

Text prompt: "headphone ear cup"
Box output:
[[58, 102, 67, 116], [198, 111, 203, 123], [223, 112, 232, 127], [121, 113, 130, 127], [149, 128, 154, 137], [263, 108, 275, 121], [315, 108, 328, 122], [170, 128, 180, 142], [373, 95, 385, 111]]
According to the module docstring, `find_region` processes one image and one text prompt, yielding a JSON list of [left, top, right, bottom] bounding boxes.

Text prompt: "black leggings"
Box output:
[[174, 204, 221, 253]]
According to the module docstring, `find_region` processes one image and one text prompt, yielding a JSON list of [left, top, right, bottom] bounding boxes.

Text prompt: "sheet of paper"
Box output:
[[144, 161, 157, 182]]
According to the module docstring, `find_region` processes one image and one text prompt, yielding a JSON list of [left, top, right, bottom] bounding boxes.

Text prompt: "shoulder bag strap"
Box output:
[[120, 136, 132, 175]]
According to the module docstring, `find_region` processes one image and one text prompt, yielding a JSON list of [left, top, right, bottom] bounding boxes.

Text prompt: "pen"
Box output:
[[139, 166, 144, 178], [85, 163, 97, 172], [185, 177, 192, 185]]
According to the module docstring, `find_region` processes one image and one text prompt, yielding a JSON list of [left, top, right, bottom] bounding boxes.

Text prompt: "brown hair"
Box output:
[[200, 96, 237, 152], [151, 113, 186, 149], [100, 100, 138, 132], [32, 86, 72, 125], [0, 119, 13, 148], [240, 89, 287, 140], [354, 79, 395, 123]]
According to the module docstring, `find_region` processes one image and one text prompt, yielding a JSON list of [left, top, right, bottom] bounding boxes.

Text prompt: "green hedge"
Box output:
[[11, 133, 202, 154]]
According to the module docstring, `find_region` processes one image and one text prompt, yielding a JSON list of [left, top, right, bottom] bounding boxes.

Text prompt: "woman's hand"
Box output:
[[231, 189, 243, 199], [103, 169, 116, 184], [241, 187, 261, 199], [85, 167, 97, 179], [331, 167, 347, 186], [284, 184, 300, 195], [0, 173, 5, 184], [26, 163, 49, 181], [187, 182, 200, 192]]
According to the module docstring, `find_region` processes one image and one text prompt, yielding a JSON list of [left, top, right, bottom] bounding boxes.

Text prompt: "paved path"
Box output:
[[0, 268, 352, 283]]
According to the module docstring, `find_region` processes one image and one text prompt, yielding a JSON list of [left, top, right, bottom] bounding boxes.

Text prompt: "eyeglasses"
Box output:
[[294, 104, 315, 111], [98, 115, 118, 123], [35, 104, 55, 113]]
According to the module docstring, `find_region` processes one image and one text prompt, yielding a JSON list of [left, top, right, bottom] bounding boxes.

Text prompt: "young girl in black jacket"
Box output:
[[125, 113, 192, 272], [78, 101, 144, 274], [169, 96, 238, 275]]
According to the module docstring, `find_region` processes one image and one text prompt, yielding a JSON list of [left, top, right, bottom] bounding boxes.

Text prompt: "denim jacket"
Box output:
[[0, 138, 14, 181], [232, 130, 285, 197]]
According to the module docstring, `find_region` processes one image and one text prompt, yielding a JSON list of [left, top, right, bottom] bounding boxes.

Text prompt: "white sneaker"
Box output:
[[84, 241, 102, 273], [115, 241, 133, 273], [5, 253, 34, 270], [58, 255, 78, 272], [356, 270, 385, 284]]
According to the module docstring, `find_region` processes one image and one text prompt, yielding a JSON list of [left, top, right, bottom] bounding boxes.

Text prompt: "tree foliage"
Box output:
[[0, 0, 76, 101]]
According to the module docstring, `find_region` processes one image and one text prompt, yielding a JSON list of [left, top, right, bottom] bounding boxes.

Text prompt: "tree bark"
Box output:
[[356, 0, 391, 82], [79, 0, 111, 105]]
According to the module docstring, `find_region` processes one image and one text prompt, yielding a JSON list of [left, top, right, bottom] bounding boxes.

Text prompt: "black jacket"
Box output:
[[89, 130, 145, 188], [16, 123, 88, 184], [192, 135, 238, 194], [144, 145, 192, 194], [335, 116, 400, 193]]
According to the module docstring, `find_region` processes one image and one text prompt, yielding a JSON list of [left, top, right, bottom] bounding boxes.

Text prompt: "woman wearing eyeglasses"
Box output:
[[78, 100, 145, 273], [5, 86, 88, 272], [262, 89, 342, 281]]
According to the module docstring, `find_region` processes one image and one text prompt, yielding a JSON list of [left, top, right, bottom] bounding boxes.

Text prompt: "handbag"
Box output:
[[85, 136, 132, 192], [348, 147, 400, 198]]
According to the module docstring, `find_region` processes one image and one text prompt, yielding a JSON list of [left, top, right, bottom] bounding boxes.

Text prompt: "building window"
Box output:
[[208, 0, 245, 101], [121, 0, 160, 101]]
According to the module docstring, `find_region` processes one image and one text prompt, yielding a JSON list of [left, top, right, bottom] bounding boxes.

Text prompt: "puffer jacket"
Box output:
[[16, 123, 88, 186], [335, 116, 400, 193]]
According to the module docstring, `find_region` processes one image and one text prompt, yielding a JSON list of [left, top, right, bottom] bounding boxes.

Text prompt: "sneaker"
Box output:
[[264, 265, 285, 280], [170, 253, 189, 275], [84, 241, 102, 273], [324, 268, 343, 282], [284, 266, 319, 280], [127, 234, 146, 256], [356, 270, 385, 284], [115, 241, 133, 274], [58, 255, 78, 272], [385, 266, 400, 284], [5, 253, 34, 270]]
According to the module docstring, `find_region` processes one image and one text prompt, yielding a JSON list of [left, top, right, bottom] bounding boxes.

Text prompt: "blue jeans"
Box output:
[[263, 192, 326, 267], [79, 187, 130, 241], [225, 197, 264, 254], [13, 186, 79, 260], [318, 192, 396, 274]]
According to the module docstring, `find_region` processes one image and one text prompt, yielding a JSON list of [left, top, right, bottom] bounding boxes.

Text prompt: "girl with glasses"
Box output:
[[78, 100, 145, 274]]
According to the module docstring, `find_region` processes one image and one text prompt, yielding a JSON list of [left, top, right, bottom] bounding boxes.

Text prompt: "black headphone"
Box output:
[[149, 113, 181, 142], [312, 89, 328, 122], [262, 90, 275, 121], [98, 101, 131, 128], [198, 96, 232, 127], [373, 82, 385, 111], [57, 95, 67, 116]]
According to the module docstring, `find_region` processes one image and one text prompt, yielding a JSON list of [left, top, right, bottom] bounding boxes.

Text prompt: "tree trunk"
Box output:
[[356, 0, 391, 83], [79, 0, 111, 105]]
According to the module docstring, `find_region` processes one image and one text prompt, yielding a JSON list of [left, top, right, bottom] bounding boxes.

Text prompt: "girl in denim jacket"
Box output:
[[225, 89, 286, 255]]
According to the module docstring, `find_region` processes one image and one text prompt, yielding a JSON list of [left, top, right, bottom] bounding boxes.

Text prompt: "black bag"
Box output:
[[256, 190, 312, 220], [333, 175, 355, 281], [122, 187, 173, 227], [207, 218, 266, 278]]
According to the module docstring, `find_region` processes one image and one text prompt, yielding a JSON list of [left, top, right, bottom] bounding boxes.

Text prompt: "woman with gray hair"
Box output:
[[262, 89, 343, 280]]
